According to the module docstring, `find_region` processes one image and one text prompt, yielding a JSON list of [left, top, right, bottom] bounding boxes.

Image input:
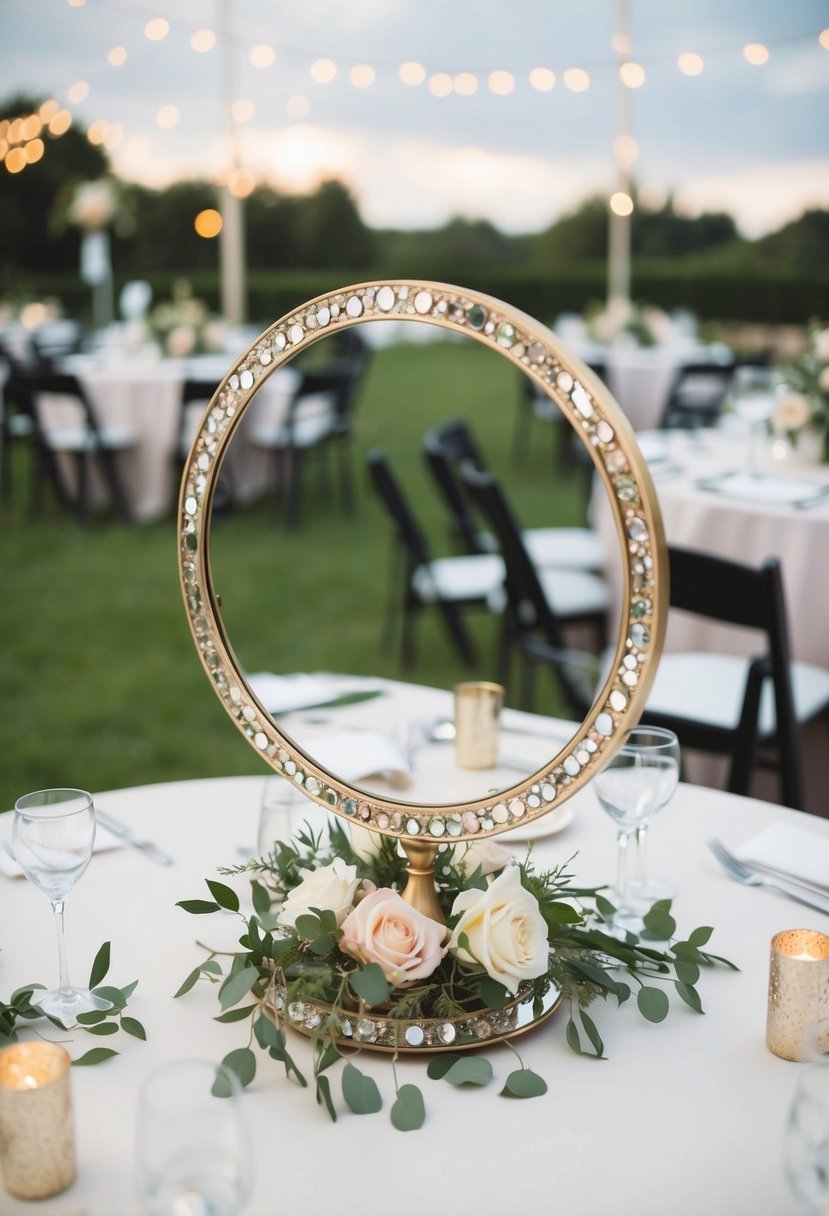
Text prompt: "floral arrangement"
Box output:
[[176, 819, 734, 1131], [584, 299, 682, 349], [66, 178, 121, 232], [145, 280, 227, 358], [773, 321, 829, 462]]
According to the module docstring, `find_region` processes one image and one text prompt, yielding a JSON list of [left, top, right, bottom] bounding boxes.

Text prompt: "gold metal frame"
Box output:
[[178, 280, 667, 845]]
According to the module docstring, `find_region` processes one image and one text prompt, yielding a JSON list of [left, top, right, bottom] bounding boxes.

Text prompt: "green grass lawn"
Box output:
[[0, 339, 589, 810]]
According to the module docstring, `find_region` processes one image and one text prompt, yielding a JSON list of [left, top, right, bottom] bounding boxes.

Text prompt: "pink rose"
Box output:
[[340, 888, 447, 987]]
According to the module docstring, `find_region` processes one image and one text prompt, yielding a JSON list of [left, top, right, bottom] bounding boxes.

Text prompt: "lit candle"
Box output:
[[0, 1042, 76, 1199], [767, 929, 829, 1061]]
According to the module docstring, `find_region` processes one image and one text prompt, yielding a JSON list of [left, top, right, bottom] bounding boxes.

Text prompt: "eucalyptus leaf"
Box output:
[[220, 1047, 257, 1090], [76, 1009, 108, 1025], [214, 1004, 258, 1024], [316, 1073, 337, 1122], [201, 960, 223, 977], [309, 933, 335, 957], [119, 980, 139, 1002], [254, 1014, 284, 1051], [443, 1057, 493, 1088], [391, 1084, 425, 1131], [479, 976, 507, 1010], [545, 901, 581, 925], [426, 1053, 461, 1080], [174, 965, 202, 999], [10, 983, 45, 1005], [83, 1021, 119, 1036], [251, 879, 272, 917], [176, 899, 221, 915], [565, 1016, 582, 1055], [349, 964, 391, 1007], [73, 1048, 119, 1066], [218, 964, 260, 1011], [641, 907, 677, 941], [88, 941, 111, 989], [689, 926, 714, 947], [206, 880, 240, 912], [501, 1068, 548, 1099], [637, 986, 670, 1023], [675, 981, 704, 1013], [579, 1009, 606, 1058], [674, 960, 701, 985], [91, 985, 127, 1010], [342, 1063, 382, 1115], [295, 913, 324, 941], [316, 1042, 341, 1074], [120, 1016, 147, 1040]]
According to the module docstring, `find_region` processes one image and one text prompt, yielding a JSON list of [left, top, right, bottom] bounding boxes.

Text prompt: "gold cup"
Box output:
[[0, 1042, 76, 1199], [454, 681, 505, 770], [766, 929, 829, 1062]]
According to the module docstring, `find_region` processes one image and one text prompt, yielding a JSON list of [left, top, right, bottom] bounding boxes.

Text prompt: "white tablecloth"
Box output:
[[2, 685, 822, 1213], [41, 356, 297, 521]]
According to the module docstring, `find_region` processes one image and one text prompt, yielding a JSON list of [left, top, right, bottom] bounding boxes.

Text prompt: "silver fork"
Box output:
[[707, 838, 829, 915]]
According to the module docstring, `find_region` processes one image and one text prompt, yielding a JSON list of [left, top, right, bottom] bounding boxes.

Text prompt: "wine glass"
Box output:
[[784, 1023, 829, 1211], [136, 1059, 253, 1216], [729, 366, 778, 475], [13, 788, 113, 1027], [593, 727, 681, 934]]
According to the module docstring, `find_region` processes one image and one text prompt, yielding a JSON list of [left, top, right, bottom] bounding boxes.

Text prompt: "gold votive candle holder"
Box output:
[[766, 929, 829, 1062], [0, 1041, 76, 1199], [454, 681, 505, 770]]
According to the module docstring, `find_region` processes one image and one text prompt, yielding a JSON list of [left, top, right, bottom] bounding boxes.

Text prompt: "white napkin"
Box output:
[[0, 820, 124, 879], [248, 672, 343, 714], [310, 730, 411, 788], [702, 472, 828, 506], [737, 822, 829, 891]]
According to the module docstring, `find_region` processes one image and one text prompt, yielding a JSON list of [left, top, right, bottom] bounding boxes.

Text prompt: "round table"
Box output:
[[1, 759, 819, 1215]]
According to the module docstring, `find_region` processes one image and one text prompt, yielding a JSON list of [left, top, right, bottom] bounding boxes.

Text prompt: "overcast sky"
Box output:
[[5, 0, 829, 236]]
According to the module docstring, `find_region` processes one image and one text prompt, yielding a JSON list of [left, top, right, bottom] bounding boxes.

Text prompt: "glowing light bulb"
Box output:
[[250, 44, 275, 68], [677, 52, 704, 76], [428, 73, 452, 97], [191, 29, 216, 53], [743, 43, 769, 65], [563, 68, 590, 92], [310, 58, 336, 83], [610, 191, 634, 217], [145, 17, 170, 41], [194, 209, 222, 238], [619, 61, 645, 88], [349, 64, 375, 88], [529, 67, 555, 91], [488, 70, 514, 95], [399, 61, 426, 86], [453, 72, 478, 96], [108, 46, 127, 67]]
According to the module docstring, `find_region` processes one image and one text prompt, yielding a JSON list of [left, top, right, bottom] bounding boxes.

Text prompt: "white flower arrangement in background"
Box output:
[[774, 321, 829, 462]]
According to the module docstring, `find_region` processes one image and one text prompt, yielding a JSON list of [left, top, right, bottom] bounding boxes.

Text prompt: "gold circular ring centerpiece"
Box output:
[[178, 280, 667, 845]]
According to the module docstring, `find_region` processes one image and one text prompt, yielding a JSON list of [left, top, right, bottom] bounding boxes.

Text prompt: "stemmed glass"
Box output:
[[729, 365, 778, 475], [784, 1022, 829, 1211], [136, 1059, 253, 1216], [13, 788, 112, 1027], [593, 727, 681, 935]]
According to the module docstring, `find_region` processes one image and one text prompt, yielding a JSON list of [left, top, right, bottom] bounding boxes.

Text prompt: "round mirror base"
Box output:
[[264, 970, 562, 1055]]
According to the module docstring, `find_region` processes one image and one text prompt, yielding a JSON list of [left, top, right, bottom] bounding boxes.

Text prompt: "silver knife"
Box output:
[[95, 808, 174, 866]]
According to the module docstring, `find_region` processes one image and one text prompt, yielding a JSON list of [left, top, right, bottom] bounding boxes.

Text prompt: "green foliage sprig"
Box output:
[[175, 825, 736, 1130], [0, 941, 147, 1066]]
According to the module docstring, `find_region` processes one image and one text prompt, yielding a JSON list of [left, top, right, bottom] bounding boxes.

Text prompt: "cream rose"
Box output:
[[349, 824, 385, 862], [456, 839, 514, 878], [814, 328, 829, 361], [278, 857, 358, 929], [773, 391, 812, 434], [340, 888, 447, 986], [448, 865, 549, 996]]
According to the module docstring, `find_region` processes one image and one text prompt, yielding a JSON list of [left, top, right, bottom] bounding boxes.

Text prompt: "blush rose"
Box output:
[[340, 888, 447, 986]]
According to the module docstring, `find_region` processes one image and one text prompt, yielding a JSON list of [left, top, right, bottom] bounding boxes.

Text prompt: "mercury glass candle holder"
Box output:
[[767, 929, 829, 1062], [0, 1041, 76, 1199]]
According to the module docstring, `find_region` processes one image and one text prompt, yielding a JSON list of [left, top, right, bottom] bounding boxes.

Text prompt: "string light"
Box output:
[[563, 67, 591, 92], [5, 148, 26, 173], [619, 61, 645, 88], [743, 43, 769, 65], [609, 191, 634, 217], [310, 58, 337, 83], [820, 29, 829, 50], [194, 208, 222, 238], [87, 120, 109, 144], [231, 99, 255, 123], [48, 110, 72, 136], [250, 44, 275, 68], [24, 139, 44, 164], [108, 46, 127, 67], [677, 52, 704, 76], [156, 104, 180, 129], [21, 115, 42, 140], [529, 67, 556, 91], [227, 168, 255, 198], [454, 72, 478, 96], [144, 18, 170, 42], [488, 70, 514, 95], [191, 29, 216, 53], [428, 73, 452, 98], [38, 100, 59, 122], [399, 61, 426, 86], [349, 64, 375, 88], [67, 81, 89, 104]]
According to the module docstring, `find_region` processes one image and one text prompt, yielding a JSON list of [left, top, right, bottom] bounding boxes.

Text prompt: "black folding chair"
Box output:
[[660, 362, 735, 430], [642, 547, 829, 810], [366, 448, 504, 670], [459, 463, 608, 718]]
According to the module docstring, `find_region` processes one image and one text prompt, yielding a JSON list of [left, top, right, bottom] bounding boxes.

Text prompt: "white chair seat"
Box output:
[[249, 393, 335, 451], [539, 567, 610, 619], [645, 652, 829, 736], [412, 554, 504, 604], [476, 526, 605, 571], [44, 425, 136, 452]]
